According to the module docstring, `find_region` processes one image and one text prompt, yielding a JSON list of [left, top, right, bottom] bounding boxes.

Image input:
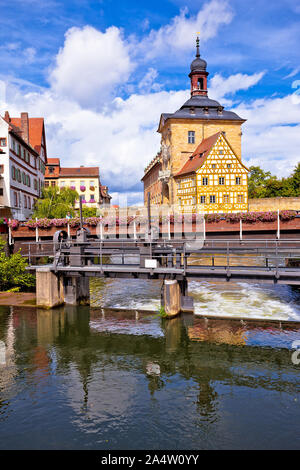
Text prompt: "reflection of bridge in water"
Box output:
[[24, 228, 300, 316], [20, 307, 300, 397]]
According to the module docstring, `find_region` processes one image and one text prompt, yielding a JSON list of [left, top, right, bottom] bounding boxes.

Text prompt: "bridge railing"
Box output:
[[21, 237, 300, 273]]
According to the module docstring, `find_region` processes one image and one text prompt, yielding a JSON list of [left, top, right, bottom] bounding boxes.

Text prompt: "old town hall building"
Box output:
[[142, 38, 249, 213]]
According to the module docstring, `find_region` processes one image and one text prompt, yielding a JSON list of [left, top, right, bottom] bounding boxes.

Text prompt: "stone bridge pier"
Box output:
[[162, 278, 194, 317], [36, 268, 90, 308]]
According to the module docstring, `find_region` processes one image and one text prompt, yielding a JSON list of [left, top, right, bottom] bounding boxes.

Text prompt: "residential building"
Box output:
[[44, 158, 111, 208], [0, 111, 47, 220], [142, 37, 249, 213]]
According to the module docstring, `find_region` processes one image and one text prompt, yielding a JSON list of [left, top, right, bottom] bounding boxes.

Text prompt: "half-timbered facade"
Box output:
[[175, 132, 248, 213]]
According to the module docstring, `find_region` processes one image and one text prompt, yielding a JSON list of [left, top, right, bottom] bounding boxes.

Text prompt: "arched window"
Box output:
[[198, 77, 204, 89]]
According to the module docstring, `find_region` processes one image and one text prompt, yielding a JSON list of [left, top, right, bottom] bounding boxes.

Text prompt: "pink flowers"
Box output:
[[204, 211, 298, 223], [80, 186, 86, 192], [6, 210, 299, 232], [8, 219, 19, 229], [70, 186, 76, 190]]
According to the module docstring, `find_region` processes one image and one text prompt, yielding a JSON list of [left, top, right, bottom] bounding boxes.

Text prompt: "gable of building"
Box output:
[[196, 132, 249, 176]]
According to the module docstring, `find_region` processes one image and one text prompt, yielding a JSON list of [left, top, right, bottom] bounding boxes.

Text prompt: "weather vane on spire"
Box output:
[[196, 34, 200, 58]]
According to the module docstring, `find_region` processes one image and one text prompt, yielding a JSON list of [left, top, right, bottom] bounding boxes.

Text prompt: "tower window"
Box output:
[[188, 131, 195, 144], [202, 177, 208, 186], [219, 177, 225, 185], [224, 195, 230, 203], [227, 164, 231, 168], [236, 177, 241, 185], [210, 195, 216, 204], [200, 196, 206, 204], [198, 78, 204, 90], [237, 194, 244, 203]]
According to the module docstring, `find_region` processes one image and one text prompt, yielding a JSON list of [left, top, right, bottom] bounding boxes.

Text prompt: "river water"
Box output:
[[0, 278, 300, 449]]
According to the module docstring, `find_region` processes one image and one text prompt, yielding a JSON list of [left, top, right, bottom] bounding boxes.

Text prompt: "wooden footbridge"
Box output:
[[24, 226, 300, 315]]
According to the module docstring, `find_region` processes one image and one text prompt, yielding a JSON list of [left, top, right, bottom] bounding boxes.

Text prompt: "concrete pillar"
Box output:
[[163, 280, 181, 317], [36, 268, 64, 308], [64, 276, 90, 305]]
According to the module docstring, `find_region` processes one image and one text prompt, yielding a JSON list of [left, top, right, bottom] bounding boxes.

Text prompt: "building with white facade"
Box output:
[[0, 111, 47, 220]]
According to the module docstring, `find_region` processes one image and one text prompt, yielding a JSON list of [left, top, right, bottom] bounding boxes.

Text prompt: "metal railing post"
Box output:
[[35, 218, 39, 243]]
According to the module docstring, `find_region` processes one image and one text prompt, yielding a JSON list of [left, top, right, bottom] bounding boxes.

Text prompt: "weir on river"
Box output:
[[23, 226, 300, 318]]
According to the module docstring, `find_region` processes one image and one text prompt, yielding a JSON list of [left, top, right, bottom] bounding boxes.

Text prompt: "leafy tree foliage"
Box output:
[[248, 164, 299, 199], [81, 207, 98, 217], [0, 238, 35, 291], [33, 186, 79, 219]]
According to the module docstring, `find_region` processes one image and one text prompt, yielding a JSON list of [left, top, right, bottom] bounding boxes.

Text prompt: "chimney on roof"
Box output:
[[4, 111, 10, 122], [20, 112, 29, 144]]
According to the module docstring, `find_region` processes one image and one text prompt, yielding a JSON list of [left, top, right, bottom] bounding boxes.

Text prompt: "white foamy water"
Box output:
[[90, 278, 300, 321], [189, 281, 300, 321]]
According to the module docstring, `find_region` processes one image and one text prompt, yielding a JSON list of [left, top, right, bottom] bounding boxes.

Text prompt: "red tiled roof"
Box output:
[[175, 132, 221, 177], [59, 167, 99, 177], [10, 117, 44, 154], [47, 158, 60, 165]]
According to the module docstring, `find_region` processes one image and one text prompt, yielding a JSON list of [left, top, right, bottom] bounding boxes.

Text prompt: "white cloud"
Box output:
[[23, 47, 36, 64], [138, 68, 162, 92], [232, 95, 300, 175], [49, 25, 134, 108], [209, 72, 265, 103], [142, 0, 233, 59]]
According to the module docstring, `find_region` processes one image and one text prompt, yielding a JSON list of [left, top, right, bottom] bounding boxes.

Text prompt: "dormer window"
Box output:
[[48, 166, 55, 174], [189, 107, 195, 115], [204, 107, 209, 114], [218, 106, 223, 115]]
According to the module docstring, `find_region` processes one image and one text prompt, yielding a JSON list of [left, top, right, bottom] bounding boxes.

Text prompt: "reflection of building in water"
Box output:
[[188, 319, 247, 346], [0, 309, 17, 397]]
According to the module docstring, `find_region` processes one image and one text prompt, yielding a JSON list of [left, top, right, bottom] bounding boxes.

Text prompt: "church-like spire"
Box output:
[[196, 36, 200, 58], [189, 36, 209, 97]]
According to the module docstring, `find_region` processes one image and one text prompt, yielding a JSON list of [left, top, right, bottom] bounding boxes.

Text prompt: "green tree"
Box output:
[[0, 239, 35, 291], [33, 186, 79, 219], [248, 166, 273, 198], [291, 163, 300, 196], [81, 207, 98, 217]]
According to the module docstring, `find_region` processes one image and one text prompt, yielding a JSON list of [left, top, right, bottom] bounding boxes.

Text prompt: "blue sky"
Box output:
[[1, 0, 300, 204]]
